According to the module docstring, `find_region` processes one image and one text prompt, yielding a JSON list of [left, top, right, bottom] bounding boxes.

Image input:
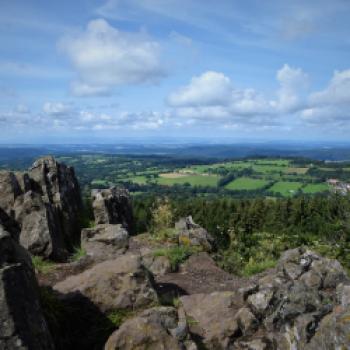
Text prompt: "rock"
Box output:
[[28, 156, 82, 247], [305, 305, 350, 350], [336, 283, 350, 307], [175, 216, 200, 230], [54, 253, 157, 312], [92, 187, 134, 233], [81, 224, 129, 261], [236, 307, 258, 335], [180, 291, 242, 348], [175, 216, 214, 252], [105, 306, 187, 350], [0, 223, 54, 349], [142, 253, 172, 276], [247, 289, 274, 315], [0, 156, 82, 260], [0, 171, 22, 216], [15, 191, 67, 259]]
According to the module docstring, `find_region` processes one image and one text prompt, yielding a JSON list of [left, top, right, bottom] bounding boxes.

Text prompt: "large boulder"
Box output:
[[28, 156, 82, 247], [105, 306, 195, 350], [175, 216, 214, 252], [0, 156, 82, 260], [92, 187, 134, 233], [54, 253, 157, 312], [81, 224, 129, 261], [0, 221, 54, 349], [180, 291, 245, 349]]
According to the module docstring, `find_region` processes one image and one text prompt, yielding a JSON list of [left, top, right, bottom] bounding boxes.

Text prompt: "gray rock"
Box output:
[[92, 187, 134, 232], [105, 306, 186, 350], [0, 223, 54, 349], [180, 291, 242, 349], [54, 253, 157, 312], [175, 216, 214, 252], [0, 156, 82, 260], [81, 224, 129, 261]]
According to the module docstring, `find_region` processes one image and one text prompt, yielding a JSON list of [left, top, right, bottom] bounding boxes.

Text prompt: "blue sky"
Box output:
[[1, 0, 350, 143]]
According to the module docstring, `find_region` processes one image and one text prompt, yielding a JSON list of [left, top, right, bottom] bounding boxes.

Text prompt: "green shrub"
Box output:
[[32, 256, 55, 274], [153, 246, 194, 271], [242, 259, 277, 276], [70, 246, 87, 262]]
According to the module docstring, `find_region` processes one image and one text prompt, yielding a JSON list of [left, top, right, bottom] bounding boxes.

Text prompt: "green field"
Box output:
[[157, 174, 219, 187], [302, 183, 329, 194], [269, 181, 303, 196], [225, 177, 270, 190]]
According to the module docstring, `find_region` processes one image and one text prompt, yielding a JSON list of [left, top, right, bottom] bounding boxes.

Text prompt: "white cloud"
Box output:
[[167, 65, 308, 125], [43, 102, 72, 116], [310, 69, 350, 106], [276, 64, 309, 112], [59, 19, 164, 96], [167, 71, 232, 107]]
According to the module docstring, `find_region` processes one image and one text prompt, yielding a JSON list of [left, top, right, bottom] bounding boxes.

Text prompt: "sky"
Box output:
[[1, 0, 350, 143]]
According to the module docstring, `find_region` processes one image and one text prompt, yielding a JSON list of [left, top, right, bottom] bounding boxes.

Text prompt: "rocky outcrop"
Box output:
[[92, 187, 134, 233], [175, 216, 214, 252], [81, 224, 129, 261], [170, 248, 350, 349], [105, 306, 196, 350], [0, 219, 54, 349], [0, 156, 82, 260], [54, 253, 157, 312]]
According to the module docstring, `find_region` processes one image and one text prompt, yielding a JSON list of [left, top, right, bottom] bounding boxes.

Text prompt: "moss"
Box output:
[[107, 309, 133, 327], [32, 256, 55, 274]]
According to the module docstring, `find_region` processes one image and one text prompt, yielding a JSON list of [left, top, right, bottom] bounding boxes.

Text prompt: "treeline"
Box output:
[[133, 193, 350, 273]]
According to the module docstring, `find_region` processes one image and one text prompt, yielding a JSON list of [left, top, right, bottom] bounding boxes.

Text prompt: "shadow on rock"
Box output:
[[40, 286, 116, 350]]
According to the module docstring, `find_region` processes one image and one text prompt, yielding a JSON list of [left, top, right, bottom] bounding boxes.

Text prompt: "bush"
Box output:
[[153, 246, 195, 271], [151, 199, 173, 233]]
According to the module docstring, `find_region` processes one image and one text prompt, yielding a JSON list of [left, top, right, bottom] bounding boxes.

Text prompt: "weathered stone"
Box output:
[[305, 305, 350, 350], [236, 307, 258, 335], [0, 156, 82, 260], [180, 292, 241, 349], [336, 283, 350, 307], [92, 187, 134, 232], [175, 216, 214, 252], [15, 191, 67, 260], [0, 223, 54, 349], [248, 289, 274, 315], [142, 252, 172, 276], [54, 253, 157, 312], [105, 306, 186, 350], [29, 156, 82, 247], [81, 224, 129, 261]]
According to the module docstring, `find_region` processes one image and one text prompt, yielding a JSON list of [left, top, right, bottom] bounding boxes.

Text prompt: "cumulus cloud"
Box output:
[[276, 64, 309, 112], [59, 19, 164, 96], [167, 65, 308, 125]]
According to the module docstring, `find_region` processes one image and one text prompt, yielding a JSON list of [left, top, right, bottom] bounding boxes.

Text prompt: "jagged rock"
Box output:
[[0, 222, 54, 349], [180, 291, 243, 349], [0, 156, 82, 260], [0, 171, 23, 216], [305, 304, 350, 349], [28, 156, 82, 247], [81, 224, 129, 261], [15, 191, 67, 259], [247, 289, 274, 315], [54, 253, 157, 312], [91, 187, 133, 232], [175, 216, 214, 252], [105, 306, 190, 350]]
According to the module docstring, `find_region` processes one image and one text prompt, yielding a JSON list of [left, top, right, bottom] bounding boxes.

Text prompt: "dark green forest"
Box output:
[[132, 194, 350, 275]]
